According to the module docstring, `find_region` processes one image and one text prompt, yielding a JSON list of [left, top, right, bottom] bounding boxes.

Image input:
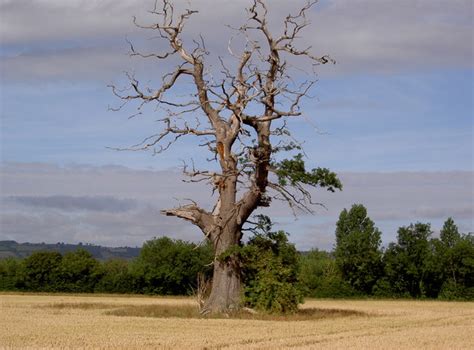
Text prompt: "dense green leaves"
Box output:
[[131, 237, 213, 295], [301, 216, 473, 300], [383, 223, 433, 297], [0, 217, 472, 302], [241, 215, 303, 313], [20, 251, 63, 292], [436, 219, 474, 300], [440, 217, 460, 248], [0, 257, 23, 290], [273, 153, 342, 192], [0, 237, 213, 296], [334, 204, 383, 294], [60, 249, 102, 292], [299, 250, 358, 298], [94, 259, 135, 294]]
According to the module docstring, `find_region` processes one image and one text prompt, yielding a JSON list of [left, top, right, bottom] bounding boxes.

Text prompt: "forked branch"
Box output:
[[110, 0, 339, 239]]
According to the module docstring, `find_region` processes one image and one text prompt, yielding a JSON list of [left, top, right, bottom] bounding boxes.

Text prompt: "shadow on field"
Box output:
[[106, 304, 368, 321], [40, 302, 121, 310], [39, 302, 369, 321]]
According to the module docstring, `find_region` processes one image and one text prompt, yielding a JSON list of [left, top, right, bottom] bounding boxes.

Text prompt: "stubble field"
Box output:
[[0, 293, 472, 349]]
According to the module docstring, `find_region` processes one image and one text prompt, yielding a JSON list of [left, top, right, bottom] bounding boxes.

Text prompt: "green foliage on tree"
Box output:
[[60, 249, 102, 293], [435, 218, 474, 299], [94, 259, 135, 294], [383, 223, 433, 297], [440, 217, 460, 248], [131, 237, 213, 295], [299, 250, 358, 298], [334, 204, 383, 294], [19, 251, 63, 292], [273, 154, 342, 192], [241, 215, 303, 313], [0, 257, 22, 290], [0, 216, 471, 302], [299, 250, 332, 295]]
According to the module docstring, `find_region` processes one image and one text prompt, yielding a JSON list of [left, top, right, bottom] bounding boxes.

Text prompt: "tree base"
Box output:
[[200, 260, 241, 315]]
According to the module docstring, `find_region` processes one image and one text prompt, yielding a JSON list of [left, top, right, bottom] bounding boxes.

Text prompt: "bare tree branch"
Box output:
[[110, 0, 340, 313]]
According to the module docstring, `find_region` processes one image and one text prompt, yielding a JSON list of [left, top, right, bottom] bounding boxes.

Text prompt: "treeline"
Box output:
[[0, 237, 213, 295], [301, 205, 473, 300], [0, 240, 140, 260], [0, 205, 472, 301]]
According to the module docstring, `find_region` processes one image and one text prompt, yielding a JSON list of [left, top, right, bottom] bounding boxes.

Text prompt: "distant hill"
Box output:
[[0, 240, 140, 261]]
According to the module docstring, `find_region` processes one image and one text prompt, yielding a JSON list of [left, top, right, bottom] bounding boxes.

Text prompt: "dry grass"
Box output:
[[39, 302, 125, 310], [106, 303, 366, 321], [0, 292, 473, 349]]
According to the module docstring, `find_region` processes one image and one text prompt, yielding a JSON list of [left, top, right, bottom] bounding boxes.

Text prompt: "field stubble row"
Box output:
[[0, 293, 473, 349]]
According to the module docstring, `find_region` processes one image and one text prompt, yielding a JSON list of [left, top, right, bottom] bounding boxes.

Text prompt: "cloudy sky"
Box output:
[[0, 0, 473, 250]]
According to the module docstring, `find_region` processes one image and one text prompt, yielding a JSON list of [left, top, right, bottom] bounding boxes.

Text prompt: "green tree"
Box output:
[[440, 217, 461, 248], [384, 223, 432, 297], [111, 0, 341, 314], [95, 259, 135, 294], [60, 249, 102, 292], [240, 215, 302, 313], [334, 204, 383, 294], [299, 250, 332, 296], [436, 219, 474, 300], [132, 237, 213, 295], [0, 258, 22, 291], [425, 218, 461, 298], [299, 250, 357, 298], [20, 251, 63, 292], [438, 218, 462, 285], [445, 234, 474, 299]]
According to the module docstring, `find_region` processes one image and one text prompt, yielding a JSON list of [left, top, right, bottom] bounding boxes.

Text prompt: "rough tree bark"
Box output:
[[110, 0, 341, 314]]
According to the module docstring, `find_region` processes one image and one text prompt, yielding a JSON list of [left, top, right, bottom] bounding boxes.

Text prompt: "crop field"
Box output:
[[0, 293, 472, 349]]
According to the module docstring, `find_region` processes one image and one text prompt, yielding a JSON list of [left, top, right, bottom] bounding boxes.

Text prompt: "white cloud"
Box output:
[[1, 162, 472, 249], [311, 0, 473, 74], [0, 0, 471, 81], [0, 0, 141, 44], [7, 195, 137, 212]]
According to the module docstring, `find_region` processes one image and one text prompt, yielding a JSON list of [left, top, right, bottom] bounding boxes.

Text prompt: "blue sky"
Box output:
[[0, 0, 473, 249], [2, 69, 471, 171]]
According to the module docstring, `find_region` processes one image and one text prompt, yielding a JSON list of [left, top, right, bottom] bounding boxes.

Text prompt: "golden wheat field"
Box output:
[[0, 293, 472, 349]]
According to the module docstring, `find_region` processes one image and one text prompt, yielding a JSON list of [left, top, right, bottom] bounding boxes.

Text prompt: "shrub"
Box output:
[[20, 251, 63, 292], [95, 259, 135, 294], [241, 215, 303, 313], [131, 237, 213, 295], [60, 249, 102, 292], [0, 258, 22, 291]]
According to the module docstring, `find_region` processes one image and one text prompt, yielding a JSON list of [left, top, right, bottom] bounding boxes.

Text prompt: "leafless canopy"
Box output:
[[110, 0, 335, 221], [109, 0, 339, 313]]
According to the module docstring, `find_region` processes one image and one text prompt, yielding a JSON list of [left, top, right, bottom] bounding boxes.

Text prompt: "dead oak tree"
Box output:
[[110, 0, 342, 314]]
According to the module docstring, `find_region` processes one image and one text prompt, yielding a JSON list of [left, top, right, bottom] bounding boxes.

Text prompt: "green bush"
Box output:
[[0, 258, 22, 291], [334, 204, 383, 295], [371, 278, 396, 298], [299, 250, 333, 295], [131, 237, 213, 295], [241, 215, 303, 313], [60, 249, 102, 292], [95, 259, 135, 294], [299, 250, 360, 298], [20, 251, 63, 292], [439, 279, 474, 300]]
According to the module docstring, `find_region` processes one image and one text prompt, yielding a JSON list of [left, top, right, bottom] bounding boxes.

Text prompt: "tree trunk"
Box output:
[[201, 227, 242, 315], [202, 256, 241, 314]]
